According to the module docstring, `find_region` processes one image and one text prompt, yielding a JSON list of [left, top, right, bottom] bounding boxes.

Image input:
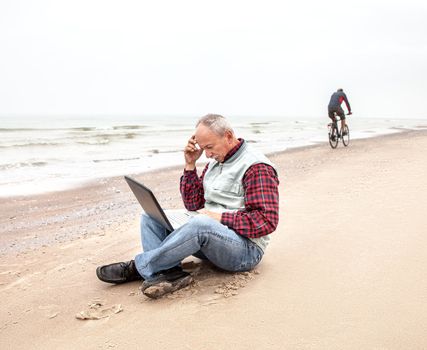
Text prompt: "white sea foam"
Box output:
[[0, 115, 425, 197]]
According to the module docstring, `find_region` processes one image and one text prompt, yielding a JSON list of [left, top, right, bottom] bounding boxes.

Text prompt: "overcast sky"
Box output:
[[0, 0, 426, 119]]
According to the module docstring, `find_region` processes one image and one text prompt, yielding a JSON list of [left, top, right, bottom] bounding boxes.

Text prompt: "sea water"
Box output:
[[0, 114, 425, 197]]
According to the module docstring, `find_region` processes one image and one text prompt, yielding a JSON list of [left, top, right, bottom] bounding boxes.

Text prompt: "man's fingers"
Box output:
[[185, 135, 198, 150], [185, 144, 198, 153]]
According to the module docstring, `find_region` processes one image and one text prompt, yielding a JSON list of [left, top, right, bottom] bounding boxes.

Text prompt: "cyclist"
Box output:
[[328, 88, 352, 137]]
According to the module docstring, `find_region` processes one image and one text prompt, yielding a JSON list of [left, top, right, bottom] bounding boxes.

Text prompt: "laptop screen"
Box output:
[[124, 176, 174, 232]]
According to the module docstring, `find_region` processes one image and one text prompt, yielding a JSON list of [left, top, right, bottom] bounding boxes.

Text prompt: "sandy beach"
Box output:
[[1, 130, 426, 350]]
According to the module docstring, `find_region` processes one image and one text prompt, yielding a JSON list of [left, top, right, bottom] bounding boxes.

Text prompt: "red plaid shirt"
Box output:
[[180, 140, 279, 238]]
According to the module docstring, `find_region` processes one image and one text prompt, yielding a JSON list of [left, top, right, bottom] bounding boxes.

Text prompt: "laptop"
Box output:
[[124, 175, 198, 232]]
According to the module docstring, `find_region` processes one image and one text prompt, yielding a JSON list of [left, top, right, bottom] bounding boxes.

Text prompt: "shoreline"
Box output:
[[1, 126, 425, 201]]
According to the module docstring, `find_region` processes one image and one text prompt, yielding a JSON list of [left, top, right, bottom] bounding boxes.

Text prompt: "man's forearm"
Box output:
[[180, 168, 205, 210], [221, 209, 278, 238]]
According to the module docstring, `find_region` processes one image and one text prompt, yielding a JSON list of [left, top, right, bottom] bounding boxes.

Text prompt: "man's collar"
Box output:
[[223, 138, 244, 163]]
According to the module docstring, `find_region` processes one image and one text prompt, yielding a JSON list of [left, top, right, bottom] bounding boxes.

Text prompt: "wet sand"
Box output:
[[1, 130, 426, 349]]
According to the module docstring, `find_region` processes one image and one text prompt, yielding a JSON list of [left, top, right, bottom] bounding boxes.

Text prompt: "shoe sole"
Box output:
[[142, 275, 193, 299]]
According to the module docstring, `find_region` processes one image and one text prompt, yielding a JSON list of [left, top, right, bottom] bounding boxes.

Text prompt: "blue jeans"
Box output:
[[134, 214, 264, 281]]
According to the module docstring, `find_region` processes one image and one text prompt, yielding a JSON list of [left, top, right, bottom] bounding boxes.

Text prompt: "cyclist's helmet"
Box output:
[[337, 88, 344, 92]]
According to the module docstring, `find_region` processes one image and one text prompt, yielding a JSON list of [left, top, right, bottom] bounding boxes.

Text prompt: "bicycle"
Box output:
[[327, 115, 350, 149]]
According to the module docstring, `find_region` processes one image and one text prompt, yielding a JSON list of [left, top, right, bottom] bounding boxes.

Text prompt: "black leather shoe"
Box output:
[[141, 267, 193, 299], [96, 260, 143, 284]]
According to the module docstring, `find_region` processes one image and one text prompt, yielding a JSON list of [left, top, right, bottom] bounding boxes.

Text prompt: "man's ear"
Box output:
[[225, 130, 234, 144]]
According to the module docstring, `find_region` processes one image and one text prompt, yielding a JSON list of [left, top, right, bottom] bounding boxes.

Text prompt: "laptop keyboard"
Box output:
[[167, 211, 193, 223], [165, 211, 200, 230]]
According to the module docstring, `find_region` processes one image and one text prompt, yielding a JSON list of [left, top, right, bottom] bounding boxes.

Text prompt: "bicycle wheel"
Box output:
[[329, 125, 339, 149], [342, 125, 350, 147]]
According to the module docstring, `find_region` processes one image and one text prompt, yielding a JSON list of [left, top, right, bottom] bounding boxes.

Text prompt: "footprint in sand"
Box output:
[[75, 300, 123, 320], [39, 304, 61, 319]]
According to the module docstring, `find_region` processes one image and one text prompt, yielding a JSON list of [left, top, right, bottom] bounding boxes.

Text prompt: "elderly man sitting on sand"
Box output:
[[96, 114, 280, 299]]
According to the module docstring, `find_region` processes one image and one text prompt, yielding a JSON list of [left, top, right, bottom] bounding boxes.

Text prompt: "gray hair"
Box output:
[[196, 114, 234, 136]]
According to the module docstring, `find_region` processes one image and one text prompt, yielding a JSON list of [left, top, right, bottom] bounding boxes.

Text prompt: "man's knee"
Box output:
[[180, 215, 221, 244], [187, 215, 218, 230]]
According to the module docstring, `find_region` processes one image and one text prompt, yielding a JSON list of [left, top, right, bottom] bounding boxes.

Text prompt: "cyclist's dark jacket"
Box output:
[[328, 91, 351, 112]]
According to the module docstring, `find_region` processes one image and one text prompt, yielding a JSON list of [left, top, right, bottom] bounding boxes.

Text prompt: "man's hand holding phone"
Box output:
[[184, 135, 203, 170]]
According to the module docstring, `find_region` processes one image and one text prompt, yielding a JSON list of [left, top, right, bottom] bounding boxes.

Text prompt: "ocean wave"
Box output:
[[249, 122, 273, 126], [0, 161, 48, 170], [112, 125, 147, 130], [75, 132, 139, 144], [68, 125, 147, 131], [0, 124, 147, 133], [91, 132, 139, 139], [70, 127, 97, 131], [92, 157, 141, 163], [0, 128, 38, 132], [149, 149, 181, 154], [0, 127, 96, 132], [0, 141, 62, 148], [0, 131, 142, 148], [77, 139, 111, 145]]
